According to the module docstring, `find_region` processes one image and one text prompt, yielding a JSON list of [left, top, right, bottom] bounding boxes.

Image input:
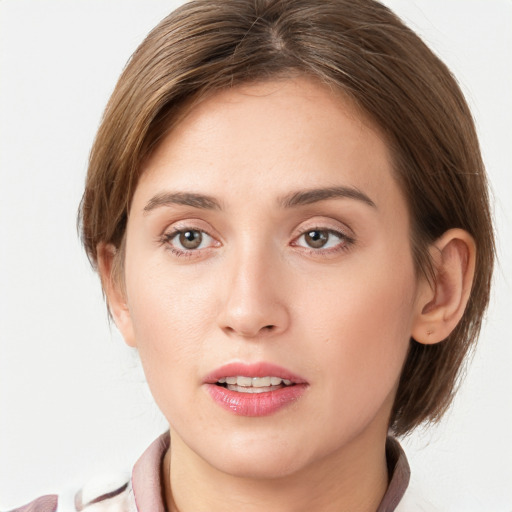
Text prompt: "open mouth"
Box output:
[[205, 363, 307, 416], [215, 376, 294, 394]]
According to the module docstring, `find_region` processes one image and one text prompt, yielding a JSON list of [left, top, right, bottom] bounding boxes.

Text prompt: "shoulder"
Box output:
[[7, 473, 132, 512]]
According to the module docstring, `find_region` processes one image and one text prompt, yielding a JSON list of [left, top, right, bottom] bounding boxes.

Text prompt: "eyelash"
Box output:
[[291, 228, 355, 257], [159, 226, 355, 259], [160, 227, 218, 258]]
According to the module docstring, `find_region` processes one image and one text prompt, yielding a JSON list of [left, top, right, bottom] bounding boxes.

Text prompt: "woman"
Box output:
[[2, 1, 501, 511]]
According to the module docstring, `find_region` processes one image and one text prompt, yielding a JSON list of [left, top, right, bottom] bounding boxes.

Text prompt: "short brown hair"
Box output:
[[79, 0, 494, 435]]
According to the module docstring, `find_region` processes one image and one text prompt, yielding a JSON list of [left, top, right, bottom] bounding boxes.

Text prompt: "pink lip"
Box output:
[[204, 362, 308, 417]]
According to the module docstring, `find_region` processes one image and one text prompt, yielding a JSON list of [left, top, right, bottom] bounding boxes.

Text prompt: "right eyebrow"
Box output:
[[143, 192, 222, 214]]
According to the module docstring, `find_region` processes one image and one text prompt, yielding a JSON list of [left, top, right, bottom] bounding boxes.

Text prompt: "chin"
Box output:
[[199, 432, 317, 480], [214, 452, 305, 480]]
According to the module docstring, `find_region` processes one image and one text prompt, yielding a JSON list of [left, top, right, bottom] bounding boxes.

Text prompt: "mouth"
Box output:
[[204, 362, 308, 416], [215, 375, 294, 394]]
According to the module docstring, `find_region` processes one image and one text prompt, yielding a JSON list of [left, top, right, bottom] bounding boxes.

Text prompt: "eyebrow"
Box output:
[[143, 185, 376, 214], [143, 192, 222, 213], [279, 186, 376, 209]]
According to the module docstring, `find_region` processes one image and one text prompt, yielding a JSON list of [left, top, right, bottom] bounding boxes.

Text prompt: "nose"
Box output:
[[217, 246, 290, 339]]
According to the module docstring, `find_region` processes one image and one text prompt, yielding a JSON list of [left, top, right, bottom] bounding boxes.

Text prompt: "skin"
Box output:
[[101, 77, 474, 511]]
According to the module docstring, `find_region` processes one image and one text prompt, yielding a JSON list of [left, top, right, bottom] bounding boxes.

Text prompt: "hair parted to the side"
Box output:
[[78, 0, 494, 436]]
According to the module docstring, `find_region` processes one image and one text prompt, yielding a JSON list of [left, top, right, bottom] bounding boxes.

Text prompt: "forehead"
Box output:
[[135, 76, 402, 214]]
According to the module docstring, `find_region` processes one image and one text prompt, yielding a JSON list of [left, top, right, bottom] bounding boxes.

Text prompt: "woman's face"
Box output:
[[118, 77, 424, 478]]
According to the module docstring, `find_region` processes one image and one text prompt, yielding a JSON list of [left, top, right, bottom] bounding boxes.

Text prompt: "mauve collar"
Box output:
[[376, 437, 411, 511], [131, 432, 410, 512], [131, 432, 169, 512]]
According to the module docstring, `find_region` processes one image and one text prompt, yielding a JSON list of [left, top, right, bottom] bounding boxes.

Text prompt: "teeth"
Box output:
[[250, 376, 271, 387], [216, 376, 293, 388], [227, 385, 276, 393], [237, 376, 253, 386]]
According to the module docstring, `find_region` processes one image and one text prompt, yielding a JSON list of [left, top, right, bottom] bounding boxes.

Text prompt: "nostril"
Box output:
[[263, 325, 275, 331]]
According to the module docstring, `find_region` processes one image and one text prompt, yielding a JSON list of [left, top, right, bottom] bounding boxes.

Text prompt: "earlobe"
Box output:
[[96, 242, 137, 347], [412, 229, 476, 345]]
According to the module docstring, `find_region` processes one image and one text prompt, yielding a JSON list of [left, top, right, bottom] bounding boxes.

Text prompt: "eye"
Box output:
[[302, 230, 331, 249], [293, 228, 353, 252], [162, 228, 218, 255], [176, 229, 205, 250]]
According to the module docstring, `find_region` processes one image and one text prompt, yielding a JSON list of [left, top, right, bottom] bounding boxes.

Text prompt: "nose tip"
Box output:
[[217, 264, 289, 339]]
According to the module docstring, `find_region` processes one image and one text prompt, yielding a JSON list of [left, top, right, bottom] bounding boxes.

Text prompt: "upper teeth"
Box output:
[[217, 376, 292, 387]]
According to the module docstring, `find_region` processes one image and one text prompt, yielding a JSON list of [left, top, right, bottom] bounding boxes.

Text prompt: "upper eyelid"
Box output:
[[296, 228, 347, 238], [163, 222, 220, 241], [292, 220, 355, 239]]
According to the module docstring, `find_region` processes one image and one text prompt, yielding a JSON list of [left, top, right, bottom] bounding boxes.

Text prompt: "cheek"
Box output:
[[127, 252, 215, 337], [294, 251, 416, 419], [123, 259, 217, 405]]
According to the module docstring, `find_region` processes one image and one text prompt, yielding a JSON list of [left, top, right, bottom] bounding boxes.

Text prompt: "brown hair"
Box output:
[[79, 0, 494, 435]]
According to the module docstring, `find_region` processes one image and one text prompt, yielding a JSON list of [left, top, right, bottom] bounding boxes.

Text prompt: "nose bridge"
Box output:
[[218, 235, 289, 338]]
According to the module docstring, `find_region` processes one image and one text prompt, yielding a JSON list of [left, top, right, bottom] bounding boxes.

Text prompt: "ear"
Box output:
[[96, 242, 137, 347], [412, 229, 476, 345]]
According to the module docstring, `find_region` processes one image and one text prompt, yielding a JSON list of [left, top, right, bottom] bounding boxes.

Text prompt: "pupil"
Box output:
[[306, 230, 327, 248], [180, 230, 202, 249]]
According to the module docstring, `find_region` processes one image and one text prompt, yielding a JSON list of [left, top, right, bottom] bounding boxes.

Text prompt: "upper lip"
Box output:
[[203, 361, 307, 384]]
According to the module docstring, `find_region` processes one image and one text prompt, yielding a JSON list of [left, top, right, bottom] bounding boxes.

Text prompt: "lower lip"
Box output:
[[206, 384, 308, 417]]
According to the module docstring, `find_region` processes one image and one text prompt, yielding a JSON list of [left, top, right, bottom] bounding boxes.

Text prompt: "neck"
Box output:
[[163, 426, 390, 512]]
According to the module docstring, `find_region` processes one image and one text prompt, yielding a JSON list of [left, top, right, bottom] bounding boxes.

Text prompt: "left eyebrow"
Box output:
[[143, 192, 222, 214], [279, 186, 376, 209]]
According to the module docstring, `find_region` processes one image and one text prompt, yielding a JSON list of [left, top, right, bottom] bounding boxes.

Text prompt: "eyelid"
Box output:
[[289, 218, 356, 256], [160, 217, 223, 241], [291, 217, 355, 240]]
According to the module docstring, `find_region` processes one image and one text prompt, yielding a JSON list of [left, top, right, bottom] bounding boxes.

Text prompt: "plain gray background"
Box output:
[[1, 1, 511, 510]]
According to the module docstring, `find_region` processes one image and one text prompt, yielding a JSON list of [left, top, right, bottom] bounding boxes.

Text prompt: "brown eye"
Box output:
[[304, 230, 329, 248], [164, 227, 218, 257], [179, 230, 203, 249], [293, 227, 352, 253]]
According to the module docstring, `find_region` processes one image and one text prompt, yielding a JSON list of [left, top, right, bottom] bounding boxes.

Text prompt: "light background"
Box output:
[[0, 1, 510, 510]]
